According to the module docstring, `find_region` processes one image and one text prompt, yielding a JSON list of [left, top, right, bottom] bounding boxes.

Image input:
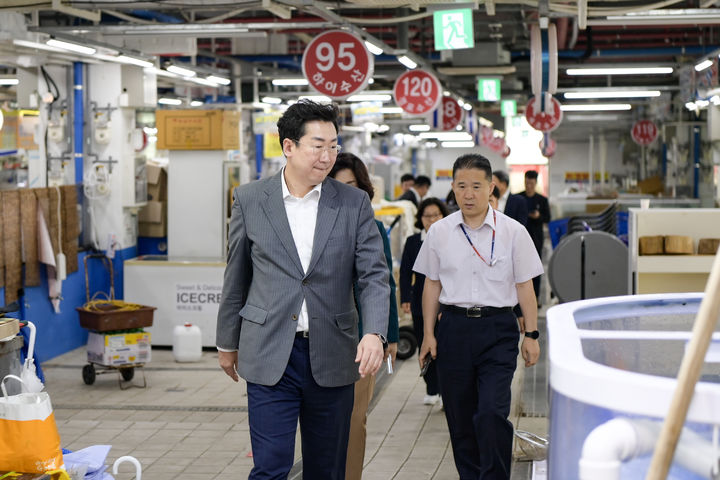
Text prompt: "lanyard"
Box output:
[[460, 209, 497, 267]]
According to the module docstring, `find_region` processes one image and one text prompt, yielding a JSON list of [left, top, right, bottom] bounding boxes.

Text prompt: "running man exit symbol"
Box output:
[[434, 9, 474, 50], [478, 78, 501, 102]]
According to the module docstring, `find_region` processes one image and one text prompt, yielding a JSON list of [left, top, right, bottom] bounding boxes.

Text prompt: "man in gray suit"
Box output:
[[217, 100, 390, 479]]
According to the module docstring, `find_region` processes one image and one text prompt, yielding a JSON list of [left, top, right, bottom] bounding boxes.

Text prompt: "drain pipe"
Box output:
[[579, 418, 718, 480], [73, 62, 84, 186]]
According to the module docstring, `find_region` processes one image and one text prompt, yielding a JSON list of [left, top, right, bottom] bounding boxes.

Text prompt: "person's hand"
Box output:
[[356, 334, 384, 377], [418, 334, 437, 368], [218, 350, 239, 382], [401, 302, 411, 314], [385, 342, 398, 368], [529, 210, 541, 219], [521, 337, 540, 367]]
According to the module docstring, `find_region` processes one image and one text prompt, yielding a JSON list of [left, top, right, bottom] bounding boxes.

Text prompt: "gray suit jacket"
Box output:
[[216, 171, 390, 387]]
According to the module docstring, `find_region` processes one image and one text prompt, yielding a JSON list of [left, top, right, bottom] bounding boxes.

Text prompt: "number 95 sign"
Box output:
[[302, 30, 374, 100]]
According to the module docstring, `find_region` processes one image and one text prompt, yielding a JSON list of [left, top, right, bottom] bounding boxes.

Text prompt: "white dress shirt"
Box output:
[[412, 208, 543, 308], [281, 169, 322, 332], [498, 189, 510, 214]]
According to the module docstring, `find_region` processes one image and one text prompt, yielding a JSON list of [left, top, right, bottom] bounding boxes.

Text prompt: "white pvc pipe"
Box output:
[[579, 418, 718, 480]]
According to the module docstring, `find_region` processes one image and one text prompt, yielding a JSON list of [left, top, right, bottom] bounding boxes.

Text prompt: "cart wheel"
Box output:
[[120, 367, 135, 382], [396, 327, 418, 360], [82, 364, 96, 385]]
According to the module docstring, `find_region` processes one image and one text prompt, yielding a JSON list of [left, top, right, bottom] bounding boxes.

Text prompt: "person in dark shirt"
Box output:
[[519, 170, 550, 305]]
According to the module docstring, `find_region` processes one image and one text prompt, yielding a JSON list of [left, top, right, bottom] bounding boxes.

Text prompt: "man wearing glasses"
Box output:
[[217, 100, 390, 479], [414, 154, 542, 479]]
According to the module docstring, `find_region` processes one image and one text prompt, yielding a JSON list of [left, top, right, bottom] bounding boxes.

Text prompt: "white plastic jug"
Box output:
[[172, 323, 202, 362]]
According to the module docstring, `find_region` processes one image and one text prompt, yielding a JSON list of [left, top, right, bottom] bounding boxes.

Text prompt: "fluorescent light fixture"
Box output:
[[712, 95, 720, 105], [441, 141, 476, 148], [563, 90, 661, 99], [565, 114, 621, 122], [368, 78, 374, 84], [381, 107, 403, 114], [189, 77, 221, 87], [443, 91, 451, 96], [272, 78, 309, 86], [424, 141, 438, 148], [0, 78, 19, 86], [561, 103, 632, 111], [46, 38, 96, 55], [262, 96, 282, 104], [409, 124, 431, 132], [190, 100, 204, 107], [299, 95, 331, 102], [158, 98, 183, 106], [13, 39, 68, 53], [566, 67, 673, 76], [346, 94, 392, 102], [364, 40, 383, 55], [695, 59, 713, 72], [377, 124, 390, 133], [112, 55, 153, 68], [463, 103, 473, 110], [419, 131, 473, 141], [207, 75, 231, 86], [456, 125, 463, 131], [686, 102, 698, 111], [697, 99, 710, 107], [594, 9, 720, 26], [397, 55, 417, 69], [166, 65, 197, 77]]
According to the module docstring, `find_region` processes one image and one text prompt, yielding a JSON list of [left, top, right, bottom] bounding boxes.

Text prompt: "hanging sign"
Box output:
[[393, 69, 442, 115], [478, 78, 501, 102], [440, 97, 463, 131], [525, 94, 563, 132], [540, 133, 557, 157], [302, 30, 373, 100], [433, 9, 474, 50], [631, 120, 658, 145]]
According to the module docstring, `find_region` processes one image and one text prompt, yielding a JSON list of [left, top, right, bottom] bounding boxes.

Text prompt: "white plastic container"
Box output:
[[172, 323, 202, 362]]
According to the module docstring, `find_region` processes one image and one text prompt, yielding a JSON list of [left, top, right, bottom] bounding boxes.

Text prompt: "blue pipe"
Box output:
[[661, 142, 668, 178], [693, 126, 700, 199], [73, 62, 84, 186], [129, 9, 183, 23], [411, 148, 417, 177], [255, 134, 263, 180]]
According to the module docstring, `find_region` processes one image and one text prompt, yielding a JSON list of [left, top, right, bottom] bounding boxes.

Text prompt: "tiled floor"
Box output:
[[43, 311, 549, 480]]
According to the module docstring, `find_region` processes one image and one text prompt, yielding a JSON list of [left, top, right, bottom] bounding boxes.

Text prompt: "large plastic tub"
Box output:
[[547, 293, 720, 479]]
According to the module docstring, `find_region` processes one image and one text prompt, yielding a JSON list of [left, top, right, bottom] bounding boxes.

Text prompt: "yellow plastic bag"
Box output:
[[0, 375, 64, 473]]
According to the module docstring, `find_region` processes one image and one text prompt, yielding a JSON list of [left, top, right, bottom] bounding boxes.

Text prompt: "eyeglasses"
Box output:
[[422, 213, 442, 219], [295, 141, 342, 157]]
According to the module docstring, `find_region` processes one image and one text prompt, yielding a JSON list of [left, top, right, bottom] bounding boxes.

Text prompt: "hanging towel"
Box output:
[[37, 207, 62, 314]]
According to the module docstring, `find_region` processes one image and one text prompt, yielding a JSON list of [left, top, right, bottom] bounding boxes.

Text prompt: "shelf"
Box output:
[[637, 255, 715, 273]]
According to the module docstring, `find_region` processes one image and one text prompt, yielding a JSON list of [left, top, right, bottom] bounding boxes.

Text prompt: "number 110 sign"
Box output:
[[302, 30, 374, 100]]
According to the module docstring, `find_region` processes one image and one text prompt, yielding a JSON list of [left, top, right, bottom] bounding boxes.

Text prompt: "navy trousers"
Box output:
[[436, 309, 519, 480], [412, 313, 440, 396], [246, 337, 354, 480]]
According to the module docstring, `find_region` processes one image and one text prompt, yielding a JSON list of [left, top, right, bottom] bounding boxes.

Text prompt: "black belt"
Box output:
[[440, 304, 513, 318], [295, 330, 309, 339]]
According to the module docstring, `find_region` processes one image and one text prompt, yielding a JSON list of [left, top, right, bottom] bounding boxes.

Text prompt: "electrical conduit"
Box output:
[[73, 62, 84, 185], [579, 418, 718, 480]]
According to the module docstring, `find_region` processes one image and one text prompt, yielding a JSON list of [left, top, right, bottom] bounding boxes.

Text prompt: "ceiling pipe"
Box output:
[[128, 9, 184, 24]]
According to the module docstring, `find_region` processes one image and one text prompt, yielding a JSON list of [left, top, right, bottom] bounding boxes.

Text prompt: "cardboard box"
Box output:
[[138, 200, 166, 237], [156, 109, 240, 150], [146, 162, 167, 201], [87, 331, 151, 366], [0, 318, 19, 340]]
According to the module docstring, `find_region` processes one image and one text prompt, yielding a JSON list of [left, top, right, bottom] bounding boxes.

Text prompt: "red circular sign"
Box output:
[[302, 30, 373, 100], [525, 95, 563, 132], [632, 120, 658, 146], [539, 135, 557, 157], [440, 97, 463, 131], [393, 70, 442, 115]]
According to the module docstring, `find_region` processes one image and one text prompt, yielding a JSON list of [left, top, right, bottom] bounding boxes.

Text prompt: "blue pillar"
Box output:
[[73, 62, 84, 185], [693, 126, 700, 199], [411, 148, 418, 177], [255, 134, 263, 179]]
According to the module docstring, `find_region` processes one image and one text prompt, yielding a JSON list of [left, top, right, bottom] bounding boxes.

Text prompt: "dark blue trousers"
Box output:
[[412, 313, 440, 395], [246, 337, 354, 480], [436, 310, 519, 480]]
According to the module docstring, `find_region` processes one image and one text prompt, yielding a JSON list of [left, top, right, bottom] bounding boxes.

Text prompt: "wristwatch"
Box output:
[[524, 330, 540, 340]]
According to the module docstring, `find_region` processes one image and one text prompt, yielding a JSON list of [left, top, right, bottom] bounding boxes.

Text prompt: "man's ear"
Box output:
[[282, 138, 295, 157]]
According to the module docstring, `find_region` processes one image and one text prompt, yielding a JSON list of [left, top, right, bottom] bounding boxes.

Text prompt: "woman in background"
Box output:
[[399, 197, 449, 405], [329, 153, 399, 480]]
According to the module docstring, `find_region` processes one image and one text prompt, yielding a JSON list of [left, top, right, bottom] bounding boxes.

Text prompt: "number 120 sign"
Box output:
[[302, 30, 373, 100], [393, 70, 442, 115]]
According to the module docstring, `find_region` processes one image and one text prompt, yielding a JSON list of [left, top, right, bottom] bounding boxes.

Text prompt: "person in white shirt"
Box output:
[[413, 154, 542, 479]]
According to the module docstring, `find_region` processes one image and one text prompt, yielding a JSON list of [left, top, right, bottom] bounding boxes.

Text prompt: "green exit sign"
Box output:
[[501, 99, 517, 117], [433, 9, 474, 50], [478, 78, 501, 102]]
